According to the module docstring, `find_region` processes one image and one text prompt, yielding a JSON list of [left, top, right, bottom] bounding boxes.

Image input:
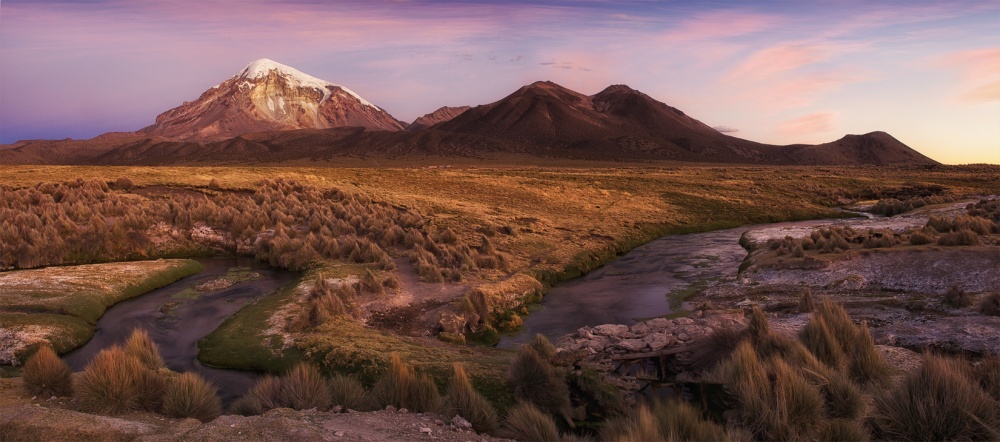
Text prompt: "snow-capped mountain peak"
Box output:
[[139, 58, 404, 140], [235, 58, 378, 109]]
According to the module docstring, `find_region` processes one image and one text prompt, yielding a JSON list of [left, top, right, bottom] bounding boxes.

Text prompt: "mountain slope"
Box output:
[[138, 59, 404, 141], [406, 106, 471, 131], [784, 131, 938, 165]]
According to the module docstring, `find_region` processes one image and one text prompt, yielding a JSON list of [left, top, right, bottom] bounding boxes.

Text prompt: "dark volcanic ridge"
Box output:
[[0, 60, 937, 166]]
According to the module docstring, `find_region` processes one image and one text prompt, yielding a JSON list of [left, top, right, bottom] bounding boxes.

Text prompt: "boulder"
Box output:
[[593, 324, 629, 337], [617, 339, 648, 352]]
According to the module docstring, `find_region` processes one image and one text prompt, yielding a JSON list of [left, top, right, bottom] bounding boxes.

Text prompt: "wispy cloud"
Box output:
[[778, 112, 837, 136], [932, 47, 1000, 103]]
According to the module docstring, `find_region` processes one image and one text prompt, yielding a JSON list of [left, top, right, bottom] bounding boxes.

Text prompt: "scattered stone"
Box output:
[[334, 431, 345, 437], [616, 339, 647, 352], [434, 419, 445, 426], [644, 332, 673, 351], [630, 322, 650, 334], [398, 408, 409, 414], [331, 405, 343, 413], [593, 324, 629, 336], [420, 427, 433, 434], [451, 415, 472, 429], [646, 318, 671, 329], [385, 405, 396, 412]]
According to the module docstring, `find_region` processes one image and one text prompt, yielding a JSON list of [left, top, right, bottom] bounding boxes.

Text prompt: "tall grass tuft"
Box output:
[[123, 328, 164, 370], [371, 354, 442, 413], [328, 374, 370, 411], [815, 298, 856, 350], [528, 333, 556, 362], [443, 364, 498, 434], [686, 325, 748, 372], [973, 354, 1000, 402], [799, 315, 846, 369], [501, 402, 561, 442], [874, 353, 999, 441], [847, 321, 892, 386], [654, 399, 730, 441], [75, 346, 144, 414], [508, 345, 573, 425], [770, 358, 825, 440], [21, 345, 73, 398], [161, 372, 222, 422], [748, 305, 769, 342], [819, 419, 870, 442], [821, 371, 864, 420], [944, 283, 973, 308], [572, 369, 628, 418], [799, 287, 816, 313], [134, 368, 167, 412], [978, 292, 1000, 316], [229, 375, 284, 416], [280, 363, 332, 411]]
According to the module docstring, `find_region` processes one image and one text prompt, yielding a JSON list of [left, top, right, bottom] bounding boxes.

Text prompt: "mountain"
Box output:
[[0, 74, 938, 166], [138, 59, 404, 141], [406, 106, 471, 131]]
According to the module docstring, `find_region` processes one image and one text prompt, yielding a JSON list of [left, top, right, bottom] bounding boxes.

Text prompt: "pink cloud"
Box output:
[[932, 47, 1000, 103], [778, 112, 837, 136], [660, 11, 780, 42], [725, 45, 828, 82]]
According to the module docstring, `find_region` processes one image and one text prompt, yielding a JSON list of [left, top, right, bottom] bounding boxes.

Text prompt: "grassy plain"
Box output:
[[0, 259, 203, 361], [3, 164, 998, 385]]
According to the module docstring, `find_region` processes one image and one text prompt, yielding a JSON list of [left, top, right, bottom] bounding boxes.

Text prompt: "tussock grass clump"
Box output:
[[21, 345, 73, 398], [799, 287, 815, 313], [909, 228, 935, 245], [747, 305, 769, 342], [815, 298, 857, 349], [601, 400, 729, 442], [281, 363, 332, 411], [979, 292, 1000, 316], [821, 371, 864, 420], [847, 322, 892, 387], [508, 345, 573, 425], [973, 354, 1000, 402], [528, 333, 556, 362], [161, 372, 222, 422], [799, 315, 846, 369], [443, 364, 498, 434], [874, 353, 999, 441], [328, 374, 370, 411], [229, 375, 284, 416], [819, 419, 870, 442], [75, 346, 145, 414], [944, 283, 973, 308], [769, 358, 825, 439], [123, 328, 165, 370], [685, 324, 748, 372], [501, 402, 561, 441], [134, 368, 167, 412], [937, 228, 980, 246], [371, 354, 442, 413], [572, 369, 627, 419]]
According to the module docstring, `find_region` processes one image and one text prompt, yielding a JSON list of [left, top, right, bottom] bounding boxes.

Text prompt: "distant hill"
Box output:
[[0, 61, 938, 166]]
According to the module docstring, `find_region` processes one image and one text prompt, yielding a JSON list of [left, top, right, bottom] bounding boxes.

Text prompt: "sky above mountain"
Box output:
[[1, 0, 997, 164]]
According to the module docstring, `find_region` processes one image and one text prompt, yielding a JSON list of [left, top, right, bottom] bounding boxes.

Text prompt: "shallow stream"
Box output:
[[62, 257, 297, 403]]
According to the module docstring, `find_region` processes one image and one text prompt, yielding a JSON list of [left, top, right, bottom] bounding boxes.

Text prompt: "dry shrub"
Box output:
[[507, 345, 573, 425], [328, 374, 370, 411], [656, 399, 730, 441], [937, 228, 979, 246], [229, 376, 283, 416], [685, 324, 748, 372], [443, 364, 498, 434], [979, 293, 1000, 316], [21, 345, 73, 398], [360, 269, 384, 295], [371, 354, 442, 413], [944, 283, 973, 308], [75, 346, 145, 414], [161, 372, 222, 422], [601, 404, 661, 442], [874, 353, 999, 441], [501, 402, 560, 442], [461, 289, 490, 329], [281, 363, 332, 411], [123, 328, 164, 370], [847, 322, 892, 386]]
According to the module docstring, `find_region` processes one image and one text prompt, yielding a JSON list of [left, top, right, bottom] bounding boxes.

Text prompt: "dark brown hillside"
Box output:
[[784, 132, 938, 166]]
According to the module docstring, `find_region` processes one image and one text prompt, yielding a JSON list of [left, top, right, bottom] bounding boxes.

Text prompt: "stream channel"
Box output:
[[62, 257, 297, 403], [498, 217, 860, 348]]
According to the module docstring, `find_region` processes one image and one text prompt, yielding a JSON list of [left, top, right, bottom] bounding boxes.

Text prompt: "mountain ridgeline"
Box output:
[[0, 59, 937, 166]]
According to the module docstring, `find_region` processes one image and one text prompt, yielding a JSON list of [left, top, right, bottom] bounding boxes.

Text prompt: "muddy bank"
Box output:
[[61, 257, 298, 403]]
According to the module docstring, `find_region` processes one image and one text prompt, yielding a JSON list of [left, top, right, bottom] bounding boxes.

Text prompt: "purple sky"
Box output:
[[1, 0, 998, 164]]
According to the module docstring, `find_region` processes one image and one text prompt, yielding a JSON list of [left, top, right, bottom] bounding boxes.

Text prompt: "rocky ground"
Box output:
[[0, 378, 508, 442]]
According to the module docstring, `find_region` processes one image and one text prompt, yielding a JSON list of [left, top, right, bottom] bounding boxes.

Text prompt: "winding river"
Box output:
[[498, 217, 867, 347], [62, 257, 297, 403]]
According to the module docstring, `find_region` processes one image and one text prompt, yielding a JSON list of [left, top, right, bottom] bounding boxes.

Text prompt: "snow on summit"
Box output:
[[237, 58, 378, 109]]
